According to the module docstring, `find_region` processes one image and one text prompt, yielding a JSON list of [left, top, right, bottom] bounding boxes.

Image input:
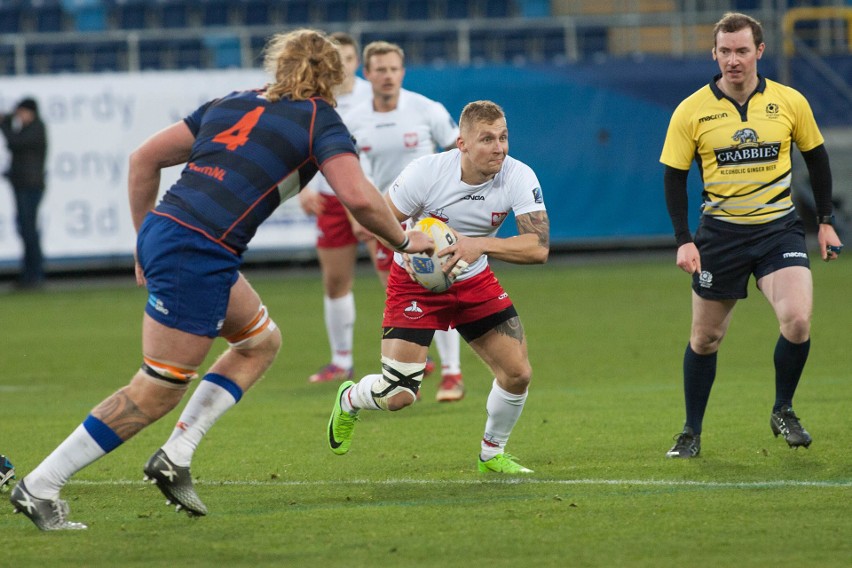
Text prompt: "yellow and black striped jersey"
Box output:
[[660, 75, 824, 225]]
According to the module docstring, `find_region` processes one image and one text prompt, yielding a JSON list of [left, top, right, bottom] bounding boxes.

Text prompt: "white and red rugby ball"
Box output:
[[408, 217, 456, 293]]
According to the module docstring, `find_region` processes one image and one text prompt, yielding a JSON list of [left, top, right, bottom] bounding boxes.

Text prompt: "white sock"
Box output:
[[481, 379, 528, 461], [25, 424, 108, 500], [344, 374, 383, 412], [161, 375, 242, 467], [434, 328, 461, 375], [325, 293, 355, 369]]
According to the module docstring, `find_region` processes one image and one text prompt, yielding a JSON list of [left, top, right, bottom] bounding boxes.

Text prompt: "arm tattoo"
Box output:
[[92, 389, 153, 441], [516, 210, 550, 249], [493, 316, 525, 343]]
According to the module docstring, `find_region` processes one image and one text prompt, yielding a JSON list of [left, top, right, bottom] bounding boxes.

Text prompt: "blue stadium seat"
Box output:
[[362, 0, 392, 21], [204, 35, 242, 68], [0, 44, 15, 75], [139, 39, 204, 70], [469, 29, 496, 62], [517, 0, 549, 17], [26, 43, 77, 74], [33, 0, 66, 32], [157, 0, 191, 29], [483, 0, 512, 18], [0, 4, 24, 33], [576, 26, 608, 58], [503, 31, 530, 61], [421, 31, 456, 61], [446, 0, 472, 20], [249, 34, 269, 65], [541, 27, 566, 60], [73, 5, 107, 31], [200, 0, 231, 27], [91, 41, 128, 72], [284, 0, 311, 23], [241, 0, 275, 26], [112, 0, 148, 29], [173, 39, 205, 68], [400, 0, 430, 20], [317, 0, 353, 22]]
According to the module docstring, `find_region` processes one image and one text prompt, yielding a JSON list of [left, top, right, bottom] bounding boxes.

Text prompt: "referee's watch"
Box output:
[[817, 214, 835, 226]]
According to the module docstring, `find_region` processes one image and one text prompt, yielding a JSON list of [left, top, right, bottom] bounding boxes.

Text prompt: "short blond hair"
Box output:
[[459, 100, 505, 133], [263, 29, 345, 105], [362, 41, 405, 71]]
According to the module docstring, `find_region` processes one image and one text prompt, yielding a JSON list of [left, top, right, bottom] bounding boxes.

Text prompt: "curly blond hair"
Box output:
[[263, 29, 345, 105]]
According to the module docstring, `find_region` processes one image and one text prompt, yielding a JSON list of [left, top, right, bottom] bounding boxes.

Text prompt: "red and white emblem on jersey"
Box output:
[[491, 211, 508, 226], [403, 132, 419, 148], [403, 301, 426, 320]]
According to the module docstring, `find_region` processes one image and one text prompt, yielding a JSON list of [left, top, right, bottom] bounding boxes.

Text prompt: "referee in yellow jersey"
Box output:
[[660, 12, 843, 458]]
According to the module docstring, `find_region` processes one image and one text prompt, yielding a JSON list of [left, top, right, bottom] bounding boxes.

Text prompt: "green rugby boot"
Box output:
[[328, 381, 358, 455], [478, 453, 533, 474]]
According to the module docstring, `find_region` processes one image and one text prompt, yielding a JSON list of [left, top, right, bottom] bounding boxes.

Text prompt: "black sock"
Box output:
[[683, 344, 717, 435], [773, 335, 810, 413]]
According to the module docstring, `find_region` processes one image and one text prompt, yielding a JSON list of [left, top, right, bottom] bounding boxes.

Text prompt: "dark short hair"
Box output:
[[16, 97, 38, 114], [330, 31, 358, 51], [713, 12, 763, 48]]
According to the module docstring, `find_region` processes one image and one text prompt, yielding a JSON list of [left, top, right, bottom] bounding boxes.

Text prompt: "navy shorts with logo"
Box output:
[[692, 212, 810, 300], [137, 213, 241, 337]]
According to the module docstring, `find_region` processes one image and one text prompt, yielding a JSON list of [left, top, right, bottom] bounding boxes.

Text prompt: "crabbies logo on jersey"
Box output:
[[404, 132, 418, 148], [713, 128, 780, 167], [492, 211, 508, 226]]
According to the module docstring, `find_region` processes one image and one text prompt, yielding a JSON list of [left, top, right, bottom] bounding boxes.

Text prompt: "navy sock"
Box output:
[[773, 335, 810, 412], [683, 344, 717, 435]]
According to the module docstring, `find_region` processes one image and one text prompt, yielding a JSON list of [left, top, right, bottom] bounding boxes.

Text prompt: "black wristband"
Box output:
[[393, 235, 410, 252], [817, 214, 835, 226]]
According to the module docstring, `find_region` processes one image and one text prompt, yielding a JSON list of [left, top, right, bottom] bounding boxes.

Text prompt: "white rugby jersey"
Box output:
[[389, 149, 545, 281], [348, 89, 459, 193], [314, 76, 373, 196]]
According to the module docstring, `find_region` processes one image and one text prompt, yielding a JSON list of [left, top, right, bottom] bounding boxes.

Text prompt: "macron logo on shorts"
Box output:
[[782, 252, 808, 259], [148, 295, 170, 315]]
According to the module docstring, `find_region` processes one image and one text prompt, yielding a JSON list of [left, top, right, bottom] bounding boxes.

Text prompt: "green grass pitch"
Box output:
[[1, 253, 849, 567]]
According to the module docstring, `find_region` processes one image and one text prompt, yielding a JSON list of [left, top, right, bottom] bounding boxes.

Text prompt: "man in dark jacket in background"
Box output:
[[1, 97, 48, 288]]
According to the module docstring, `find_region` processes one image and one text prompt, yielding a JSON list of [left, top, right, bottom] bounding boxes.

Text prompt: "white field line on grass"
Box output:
[[70, 478, 852, 489]]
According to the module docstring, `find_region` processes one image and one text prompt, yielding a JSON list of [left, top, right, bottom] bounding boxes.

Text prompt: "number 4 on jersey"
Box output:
[[213, 107, 265, 151]]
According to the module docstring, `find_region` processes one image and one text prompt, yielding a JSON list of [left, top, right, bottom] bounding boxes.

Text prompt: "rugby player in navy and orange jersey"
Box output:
[[10, 29, 434, 531], [660, 13, 842, 459]]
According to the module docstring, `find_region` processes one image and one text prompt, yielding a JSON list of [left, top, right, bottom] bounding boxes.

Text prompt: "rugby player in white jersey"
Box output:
[[299, 33, 375, 385], [327, 100, 550, 474], [345, 40, 468, 401]]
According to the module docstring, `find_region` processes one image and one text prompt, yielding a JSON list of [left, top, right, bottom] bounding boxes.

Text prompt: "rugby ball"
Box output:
[[408, 217, 456, 293]]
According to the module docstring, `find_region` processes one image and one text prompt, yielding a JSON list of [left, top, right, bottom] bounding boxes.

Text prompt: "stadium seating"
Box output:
[[4, 0, 851, 76], [0, 44, 15, 75]]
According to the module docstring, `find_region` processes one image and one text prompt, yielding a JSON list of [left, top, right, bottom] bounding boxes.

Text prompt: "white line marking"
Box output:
[[71, 478, 851, 489]]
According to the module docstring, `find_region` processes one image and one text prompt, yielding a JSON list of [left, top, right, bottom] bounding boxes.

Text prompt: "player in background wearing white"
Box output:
[[299, 32, 375, 385], [346, 40, 467, 402], [327, 100, 550, 474]]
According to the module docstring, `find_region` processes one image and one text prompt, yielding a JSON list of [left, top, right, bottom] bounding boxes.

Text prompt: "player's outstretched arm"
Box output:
[[324, 153, 433, 255]]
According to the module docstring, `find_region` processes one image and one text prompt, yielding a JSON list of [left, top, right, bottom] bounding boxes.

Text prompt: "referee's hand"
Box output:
[[676, 242, 701, 274]]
